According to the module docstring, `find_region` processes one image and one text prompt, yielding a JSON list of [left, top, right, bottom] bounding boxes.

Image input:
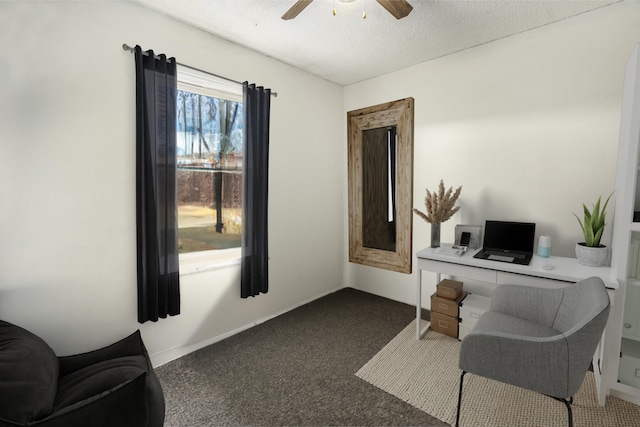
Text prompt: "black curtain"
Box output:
[[241, 82, 271, 298], [134, 46, 180, 322]]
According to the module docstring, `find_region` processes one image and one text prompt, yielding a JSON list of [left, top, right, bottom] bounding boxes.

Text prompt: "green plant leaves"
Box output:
[[574, 192, 613, 247]]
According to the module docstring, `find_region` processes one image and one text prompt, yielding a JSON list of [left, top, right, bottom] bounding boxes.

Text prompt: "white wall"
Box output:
[[344, 1, 640, 306], [0, 1, 344, 365], [3, 0, 639, 367]]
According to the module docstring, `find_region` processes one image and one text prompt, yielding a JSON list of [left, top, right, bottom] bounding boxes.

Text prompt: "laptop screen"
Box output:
[[483, 221, 536, 253]]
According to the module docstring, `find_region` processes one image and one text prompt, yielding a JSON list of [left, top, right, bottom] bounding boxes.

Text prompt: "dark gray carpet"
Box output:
[[156, 288, 448, 426]]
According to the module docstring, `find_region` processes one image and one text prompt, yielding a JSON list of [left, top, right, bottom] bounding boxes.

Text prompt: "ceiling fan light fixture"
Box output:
[[282, 0, 412, 21], [335, 0, 366, 19]]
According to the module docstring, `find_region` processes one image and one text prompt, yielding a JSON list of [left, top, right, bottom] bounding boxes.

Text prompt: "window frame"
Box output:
[[176, 65, 243, 274]]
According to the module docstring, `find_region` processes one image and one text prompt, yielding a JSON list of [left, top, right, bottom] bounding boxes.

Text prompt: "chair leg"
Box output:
[[550, 396, 573, 427], [561, 397, 573, 427], [456, 371, 466, 427], [458, 376, 573, 427]]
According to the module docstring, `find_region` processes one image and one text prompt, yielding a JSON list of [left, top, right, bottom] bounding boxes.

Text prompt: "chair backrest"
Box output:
[[0, 320, 59, 425], [554, 277, 611, 396], [553, 276, 610, 334]]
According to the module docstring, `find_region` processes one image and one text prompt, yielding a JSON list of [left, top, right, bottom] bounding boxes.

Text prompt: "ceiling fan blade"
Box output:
[[281, 0, 314, 20], [376, 0, 413, 20]]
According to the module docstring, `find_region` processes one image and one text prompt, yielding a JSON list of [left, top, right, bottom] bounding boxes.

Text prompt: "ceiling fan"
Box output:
[[281, 0, 413, 20]]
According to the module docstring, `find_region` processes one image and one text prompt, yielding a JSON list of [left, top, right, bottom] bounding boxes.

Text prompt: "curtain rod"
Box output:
[[122, 43, 277, 97]]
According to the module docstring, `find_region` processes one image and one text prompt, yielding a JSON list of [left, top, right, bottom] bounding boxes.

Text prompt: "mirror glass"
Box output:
[[362, 126, 397, 252], [348, 98, 414, 273]]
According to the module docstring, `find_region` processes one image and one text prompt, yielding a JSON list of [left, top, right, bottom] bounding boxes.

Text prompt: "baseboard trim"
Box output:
[[610, 388, 640, 406], [150, 286, 345, 367]]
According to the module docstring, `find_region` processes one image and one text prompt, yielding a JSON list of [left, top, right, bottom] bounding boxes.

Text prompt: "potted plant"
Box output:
[[573, 193, 613, 266], [413, 180, 462, 248]]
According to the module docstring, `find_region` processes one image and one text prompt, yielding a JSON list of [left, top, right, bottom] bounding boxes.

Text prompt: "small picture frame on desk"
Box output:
[[455, 225, 482, 249]]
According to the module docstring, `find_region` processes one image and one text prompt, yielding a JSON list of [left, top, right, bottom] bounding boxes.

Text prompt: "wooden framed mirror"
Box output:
[[348, 98, 414, 273]]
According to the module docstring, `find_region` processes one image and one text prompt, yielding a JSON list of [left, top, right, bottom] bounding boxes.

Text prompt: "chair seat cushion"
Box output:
[[461, 312, 570, 397], [472, 311, 561, 338], [54, 355, 149, 412], [0, 320, 59, 424]]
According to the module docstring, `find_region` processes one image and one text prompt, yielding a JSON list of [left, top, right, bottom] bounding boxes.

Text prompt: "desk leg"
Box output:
[[416, 269, 432, 339], [416, 270, 421, 339]]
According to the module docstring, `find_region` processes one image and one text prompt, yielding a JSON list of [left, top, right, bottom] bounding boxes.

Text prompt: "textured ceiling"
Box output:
[[134, 0, 620, 85]]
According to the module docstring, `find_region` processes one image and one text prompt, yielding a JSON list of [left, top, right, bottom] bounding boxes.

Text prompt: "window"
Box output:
[[176, 66, 243, 268]]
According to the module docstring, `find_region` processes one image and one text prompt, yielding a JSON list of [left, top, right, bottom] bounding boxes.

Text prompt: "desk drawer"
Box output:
[[497, 272, 572, 289], [420, 259, 498, 283]]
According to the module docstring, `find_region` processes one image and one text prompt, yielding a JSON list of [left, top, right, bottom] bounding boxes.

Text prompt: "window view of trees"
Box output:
[[176, 91, 243, 166], [176, 89, 243, 254]]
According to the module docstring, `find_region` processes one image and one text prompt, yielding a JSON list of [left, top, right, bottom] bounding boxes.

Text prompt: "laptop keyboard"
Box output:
[[486, 250, 526, 259]]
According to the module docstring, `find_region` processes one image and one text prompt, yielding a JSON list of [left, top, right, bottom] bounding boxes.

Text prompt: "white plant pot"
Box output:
[[575, 243, 608, 267]]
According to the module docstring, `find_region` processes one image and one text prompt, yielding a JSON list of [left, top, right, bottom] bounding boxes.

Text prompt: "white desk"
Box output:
[[416, 247, 617, 339], [415, 247, 618, 405]]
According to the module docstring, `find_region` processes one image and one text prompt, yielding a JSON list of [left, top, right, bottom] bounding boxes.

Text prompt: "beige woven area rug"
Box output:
[[356, 320, 640, 427]]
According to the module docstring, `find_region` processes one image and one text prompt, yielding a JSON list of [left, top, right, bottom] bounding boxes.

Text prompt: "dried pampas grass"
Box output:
[[413, 180, 462, 224]]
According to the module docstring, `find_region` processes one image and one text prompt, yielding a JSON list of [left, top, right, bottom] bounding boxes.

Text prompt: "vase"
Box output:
[[431, 223, 441, 248], [575, 243, 608, 267]]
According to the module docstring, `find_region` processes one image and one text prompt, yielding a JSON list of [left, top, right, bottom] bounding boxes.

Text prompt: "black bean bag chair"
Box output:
[[0, 320, 164, 427]]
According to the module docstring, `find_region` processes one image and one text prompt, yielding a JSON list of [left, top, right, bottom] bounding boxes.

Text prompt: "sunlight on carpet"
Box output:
[[356, 320, 640, 427]]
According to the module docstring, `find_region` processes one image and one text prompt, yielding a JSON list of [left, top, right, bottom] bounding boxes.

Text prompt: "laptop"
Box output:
[[473, 220, 536, 265]]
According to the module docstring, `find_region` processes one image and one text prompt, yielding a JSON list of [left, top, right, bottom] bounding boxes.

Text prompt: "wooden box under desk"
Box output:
[[436, 279, 464, 300], [431, 292, 467, 318], [430, 291, 467, 338], [430, 312, 459, 338]]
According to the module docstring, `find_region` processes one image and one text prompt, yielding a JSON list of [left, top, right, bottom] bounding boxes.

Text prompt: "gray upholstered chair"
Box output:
[[456, 276, 610, 427]]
